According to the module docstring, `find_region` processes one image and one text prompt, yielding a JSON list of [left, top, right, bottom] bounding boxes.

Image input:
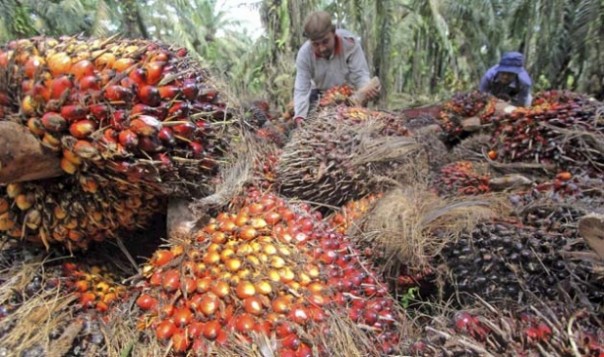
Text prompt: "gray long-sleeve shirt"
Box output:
[[294, 29, 371, 119]]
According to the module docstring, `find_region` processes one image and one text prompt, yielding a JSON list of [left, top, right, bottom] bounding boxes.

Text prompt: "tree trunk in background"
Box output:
[[372, 0, 391, 104], [120, 0, 148, 39]]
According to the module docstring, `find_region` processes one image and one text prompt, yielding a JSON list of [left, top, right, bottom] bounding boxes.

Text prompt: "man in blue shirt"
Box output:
[[479, 52, 533, 107]]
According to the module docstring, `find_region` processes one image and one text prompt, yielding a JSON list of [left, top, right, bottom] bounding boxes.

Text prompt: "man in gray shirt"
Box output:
[[293, 11, 380, 124]]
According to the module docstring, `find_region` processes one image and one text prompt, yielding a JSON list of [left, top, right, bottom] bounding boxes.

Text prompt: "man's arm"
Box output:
[[293, 48, 312, 120], [346, 42, 371, 89], [514, 70, 533, 106]]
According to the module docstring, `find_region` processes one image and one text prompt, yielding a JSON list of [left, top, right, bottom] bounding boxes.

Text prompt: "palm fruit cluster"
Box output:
[[0, 36, 232, 248], [62, 261, 127, 314], [318, 84, 354, 106], [334, 106, 410, 137], [437, 220, 604, 307], [0, 174, 161, 250], [407, 304, 604, 356], [135, 190, 401, 355], [328, 193, 381, 234], [434, 161, 491, 196], [276, 108, 416, 206], [437, 91, 495, 139], [485, 90, 603, 175]]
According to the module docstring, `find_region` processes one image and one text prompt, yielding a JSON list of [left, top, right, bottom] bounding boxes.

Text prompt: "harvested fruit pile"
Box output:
[[135, 190, 402, 355], [1, 34, 604, 356], [0, 36, 233, 249], [486, 91, 604, 174]]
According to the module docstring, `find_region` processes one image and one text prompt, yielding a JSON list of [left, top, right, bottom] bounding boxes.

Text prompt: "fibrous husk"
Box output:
[[349, 184, 509, 275], [276, 108, 420, 207], [451, 134, 492, 163]]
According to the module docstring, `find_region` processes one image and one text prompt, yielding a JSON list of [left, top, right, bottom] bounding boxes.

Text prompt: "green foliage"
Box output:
[[400, 287, 419, 309], [0, 0, 602, 109]]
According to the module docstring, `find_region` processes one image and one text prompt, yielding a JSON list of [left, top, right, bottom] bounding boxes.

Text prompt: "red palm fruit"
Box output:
[[176, 48, 188, 57], [144, 61, 165, 85], [109, 110, 127, 130], [69, 119, 96, 139], [112, 58, 136, 73], [138, 136, 163, 153], [138, 85, 161, 106], [136, 294, 158, 310], [26, 117, 45, 136], [202, 320, 221, 340], [79, 75, 101, 91], [60, 158, 77, 174], [173, 307, 194, 327], [130, 115, 162, 136], [98, 68, 116, 86], [171, 122, 196, 139], [189, 141, 203, 157], [47, 52, 71, 76], [158, 127, 176, 146], [24, 55, 45, 78], [171, 330, 190, 353], [60, 104, 88, 122], [234, 313, 256, 334], [198, 293, 220, 316], [89, 103, 109, 121], [154, 152, 172, 167], [0, 52, 9, 68], [158, 85, 180, 100], [70, 59, 94, 80], [167, 101, 190, 118], [161, 269, 180, 292], [128, 67, 147, 86], [151, 249, 174, 266], [120, 77, 137, 90], [118, 129, 139, 150], [150, 50, 169, 62], [20, 79, 33, 93], [32, 82, 51, 102], [182, 81, 199, 100], [155, 320, 176, 340], [41, 112, 67, 133], [73, 140, 99, 159], [199, 88, 218, 102], [50, 75, 73, 100], [188, 321, 205, 339], [94, 53, 116, 70], [104, 85, 133, 102]]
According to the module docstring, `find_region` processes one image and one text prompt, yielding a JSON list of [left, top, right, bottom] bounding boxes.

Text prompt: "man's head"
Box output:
[[303, 11, 336, 59], [495, 71, 517, 85]]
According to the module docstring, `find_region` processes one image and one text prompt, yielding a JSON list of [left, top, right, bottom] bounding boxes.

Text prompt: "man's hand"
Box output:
[[294, 116, 304, 127], [365, 83, 381, 100]]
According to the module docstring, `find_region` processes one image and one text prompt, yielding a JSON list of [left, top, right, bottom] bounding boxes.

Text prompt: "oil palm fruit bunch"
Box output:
[[434, 161, 491, 196], [407, 303, 604, 356], [135, 190, 402, 355], [62, 261, 127, 314], [0, 172, 161, 250], [486, 90, 603, 175], [438, 91, 495, 139], [436, 220, 604, 307], [276, 108, 417, 207], [0, 36, 233, 248]]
